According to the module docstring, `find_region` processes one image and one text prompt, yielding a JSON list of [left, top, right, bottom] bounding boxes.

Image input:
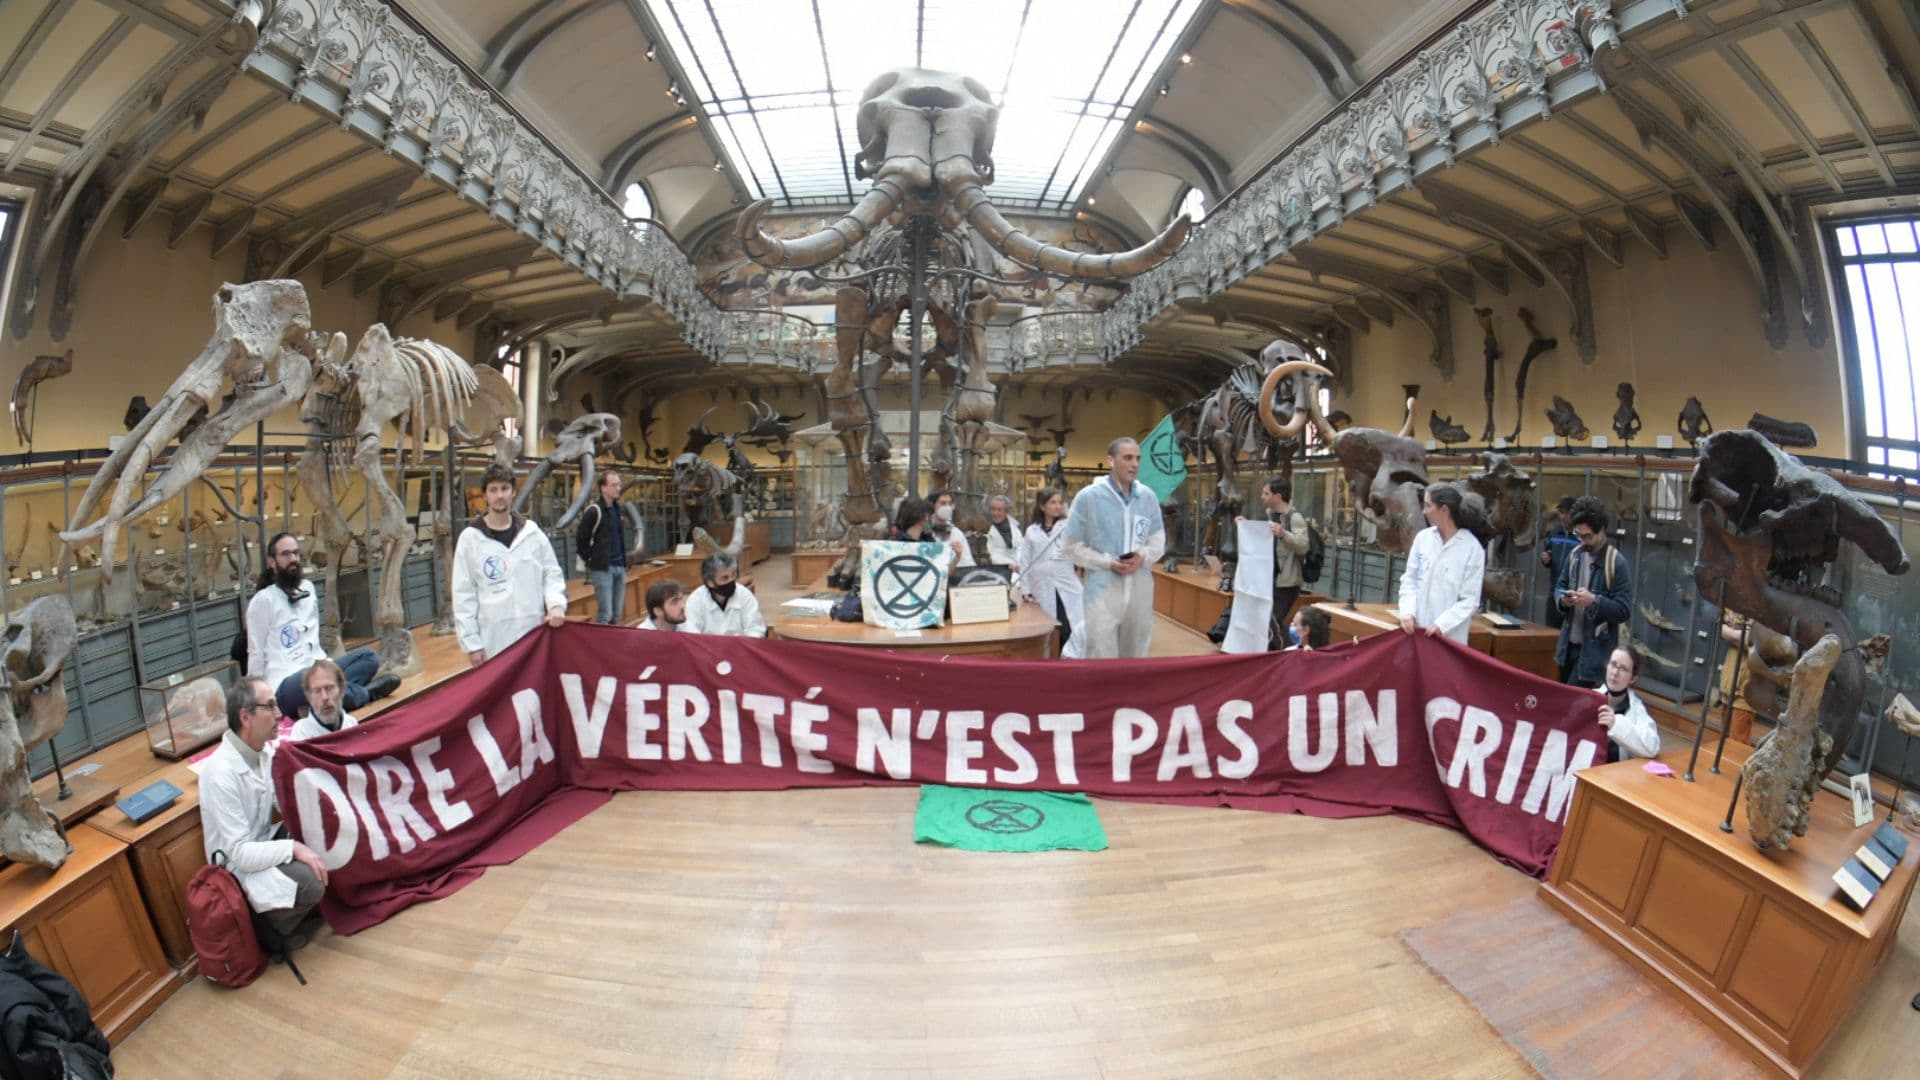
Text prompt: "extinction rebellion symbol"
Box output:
[[966, 799, 1045, 834], [873, 553, 941, 619], [1146, 425, 1183, 476]]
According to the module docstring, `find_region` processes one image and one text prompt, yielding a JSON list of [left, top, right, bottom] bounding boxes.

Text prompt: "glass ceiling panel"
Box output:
[[645, 0, 1204, 210]]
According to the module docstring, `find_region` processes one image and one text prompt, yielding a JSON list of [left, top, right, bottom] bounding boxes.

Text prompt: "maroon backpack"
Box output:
[[185, 853, 267, 987]]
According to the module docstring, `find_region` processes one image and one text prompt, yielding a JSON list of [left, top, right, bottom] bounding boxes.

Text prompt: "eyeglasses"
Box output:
[[1572, 529, 1598, 541]]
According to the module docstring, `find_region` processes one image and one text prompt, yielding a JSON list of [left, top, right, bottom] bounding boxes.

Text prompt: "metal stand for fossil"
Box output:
[[1684, 579, 1730, 784], [733, 68, 1189, 587], [1711, 615, 1751, 774]]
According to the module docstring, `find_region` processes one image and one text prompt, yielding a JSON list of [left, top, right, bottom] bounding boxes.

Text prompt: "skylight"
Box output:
[[644, 0, 1205, 210]]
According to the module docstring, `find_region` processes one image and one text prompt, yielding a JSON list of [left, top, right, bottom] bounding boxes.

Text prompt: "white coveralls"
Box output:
[[1395, 525, 1485, 645], [1019, 520, 1085, 660], [451, 516, 568, 660], [1065, 476, 1166, 659]]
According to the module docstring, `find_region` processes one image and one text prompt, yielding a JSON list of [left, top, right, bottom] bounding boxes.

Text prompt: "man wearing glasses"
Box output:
[[200, 677, 329, 950], [1552, 495, 1632, 688]]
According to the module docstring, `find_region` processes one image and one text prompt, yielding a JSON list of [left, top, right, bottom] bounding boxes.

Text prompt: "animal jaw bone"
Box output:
[[0, 598, 79, 869], [1887, 693, 1920, 739], [1742, 634, 1840, 852], [61, 281, 320, 582], [11, 349, 73, 446], [1638, 602, 1682, 634]]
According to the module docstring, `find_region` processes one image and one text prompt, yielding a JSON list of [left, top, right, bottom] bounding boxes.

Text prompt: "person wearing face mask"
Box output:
[[1396, 482, 1486, 645], [683, 550, 766, 637], [928, 490, 976, 568], [246, 531, 396, 720], [1284, 606, 1331, 651], [1596, 646, 1661, 761], [1018, 487, 1084, 659], [452, 463, 569, 666], [1553, 495, 1632, 688], [287, 659, 359, 741], [639, 580, 688, 631]]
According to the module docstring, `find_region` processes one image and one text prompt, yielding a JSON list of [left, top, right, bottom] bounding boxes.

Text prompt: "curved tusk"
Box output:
[[1257, 360, 1334, 439], [510, 461, 548, 517], [1399, 389, 1417, 438], [736, 178, 909, 269], [950, 182, 1190, 279]]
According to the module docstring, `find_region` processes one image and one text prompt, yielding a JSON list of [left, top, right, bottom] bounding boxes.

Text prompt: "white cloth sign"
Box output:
[[861, 539, 951, 629], [1222, 518, 1274, 654]]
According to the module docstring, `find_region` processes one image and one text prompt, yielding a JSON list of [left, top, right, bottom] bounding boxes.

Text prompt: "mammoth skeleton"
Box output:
[[737, 67, 1188, 584], [514, 413, 623, 528], [1257, 360, 1424, 553]]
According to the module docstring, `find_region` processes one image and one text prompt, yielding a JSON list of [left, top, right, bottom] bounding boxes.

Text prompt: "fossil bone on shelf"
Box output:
[[1, 597, 79, 869]]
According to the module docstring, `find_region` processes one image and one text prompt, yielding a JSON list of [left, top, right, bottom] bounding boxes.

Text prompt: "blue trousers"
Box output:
[[589, 566, 626, 625], [275, 646, 379, 719]]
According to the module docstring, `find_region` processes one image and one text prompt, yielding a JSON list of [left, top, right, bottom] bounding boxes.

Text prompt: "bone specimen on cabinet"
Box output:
[[1742, 635, 1839, 851], [1473, 307, 1499, 442], [1678, 396, 1713, 445], [1545, 396, 1589, 440], [1463, 453, 1538, 557], [11, 350, 73, 447], [0, 598, 78, 869], [1746, 413, 1816, 448], [1612, 382, 1641, 442], [1887, 693, 1920, 738], [514, 413, 622, 529], [1429, 410, 1470, 445]]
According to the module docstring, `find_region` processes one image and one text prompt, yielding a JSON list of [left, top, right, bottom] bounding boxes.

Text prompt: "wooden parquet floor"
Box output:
[[102, 570, 1920, 1078]]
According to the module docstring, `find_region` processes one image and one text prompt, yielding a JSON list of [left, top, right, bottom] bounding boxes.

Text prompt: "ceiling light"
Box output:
[[1180, 53, 1192, 64], [666, 81, 679, 98], [1158, 83, 1170, 97], [713, 159, 725, 171], [1086, 197, 1096, 206], [645, 41, 656, 62]]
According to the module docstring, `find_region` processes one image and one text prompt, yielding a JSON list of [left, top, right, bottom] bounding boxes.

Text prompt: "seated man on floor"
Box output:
[[287, 659, 359, 741], [639, 580, 687, 631], [683, 551, 765, 637], [201, 676, 330, 949], [248, 531, 399, 719]]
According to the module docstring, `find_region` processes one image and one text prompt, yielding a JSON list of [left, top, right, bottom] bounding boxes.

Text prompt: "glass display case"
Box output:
[[142, 657, 237, 759]]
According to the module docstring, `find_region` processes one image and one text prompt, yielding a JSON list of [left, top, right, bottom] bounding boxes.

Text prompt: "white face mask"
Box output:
[[935, 504, 954, 522]]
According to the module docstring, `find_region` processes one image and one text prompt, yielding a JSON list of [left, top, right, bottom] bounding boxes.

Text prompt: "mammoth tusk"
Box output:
[[1257, 360, 1334, 440], [1399, 391, 1417, 438], [950, 183, 1190, 279], [736, 178, 909, 269]]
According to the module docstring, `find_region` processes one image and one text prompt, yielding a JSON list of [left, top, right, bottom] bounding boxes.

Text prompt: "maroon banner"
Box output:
[[275, 623, 1606, 932]]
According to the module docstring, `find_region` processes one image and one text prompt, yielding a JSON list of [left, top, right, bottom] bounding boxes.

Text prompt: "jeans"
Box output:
[[275, 646, 379, 718], [589, 565, 626, 625]]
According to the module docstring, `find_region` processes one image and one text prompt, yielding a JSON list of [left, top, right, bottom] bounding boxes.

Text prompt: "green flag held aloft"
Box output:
[[913, 786, 1109, 853], [1137, 412, 1188, 502]]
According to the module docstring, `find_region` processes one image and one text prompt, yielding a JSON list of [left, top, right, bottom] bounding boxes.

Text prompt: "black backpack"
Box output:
[[1300, 517, 1326, 585]]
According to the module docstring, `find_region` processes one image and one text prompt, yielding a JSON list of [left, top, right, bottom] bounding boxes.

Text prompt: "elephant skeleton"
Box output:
[[737, 67, 1188, 586], [513, 413, 622, 528], [1257, 359, 1423, 553], [298, 324, 478, 678], [60, 281, 319, 578]]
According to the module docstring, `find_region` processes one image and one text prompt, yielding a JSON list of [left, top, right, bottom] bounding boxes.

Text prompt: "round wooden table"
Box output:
[[767, 597, 1059, 659]]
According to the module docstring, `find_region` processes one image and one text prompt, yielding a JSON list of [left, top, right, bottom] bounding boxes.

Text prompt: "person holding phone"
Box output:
[[1065, 436, 1165, 659]]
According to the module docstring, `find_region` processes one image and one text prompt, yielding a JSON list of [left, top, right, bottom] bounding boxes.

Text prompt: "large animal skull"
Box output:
[[513, 412, 622, 528], [737, 67, 1190, 276], [62, 281, 323, 579], [1, 597, 79, 869], [1465, 453, 1539, 554], [1257, 359, 1427, 553]]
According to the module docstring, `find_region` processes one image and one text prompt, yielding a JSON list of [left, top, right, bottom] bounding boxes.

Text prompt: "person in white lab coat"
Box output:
[[1396, 482, 1485, 645], [984, 495, 1020, 571], [200, 676, 328, 947], [683, 550, 766, 636], [285, 659, 360, 741], [1597, 646, 1662, 761], [1018, 487, 1084, 659], [451, 464, 568, 665]]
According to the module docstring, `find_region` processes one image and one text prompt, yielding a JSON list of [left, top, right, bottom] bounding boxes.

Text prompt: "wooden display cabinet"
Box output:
[[83, 759, 205, 970], [0, 826, 179, 1044]]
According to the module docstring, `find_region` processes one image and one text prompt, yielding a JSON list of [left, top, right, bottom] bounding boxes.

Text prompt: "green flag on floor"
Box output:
[[913, 786, 1109, 853], [1137, 412, 1187, 502]]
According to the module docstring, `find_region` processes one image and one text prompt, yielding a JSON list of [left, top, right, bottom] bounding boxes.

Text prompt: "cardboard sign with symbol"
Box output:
[[861, 540, 950, 630]]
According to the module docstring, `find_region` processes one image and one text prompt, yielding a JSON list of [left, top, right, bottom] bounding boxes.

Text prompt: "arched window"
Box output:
[[622, 181, 653, 222], [1178, 186, 1207, 225]]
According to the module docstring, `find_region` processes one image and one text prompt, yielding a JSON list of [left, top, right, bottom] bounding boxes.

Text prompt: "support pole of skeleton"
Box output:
[[1685, 578, 1730, 782], [1711, 617, 1750, 774], [906, 221, 929, 499]]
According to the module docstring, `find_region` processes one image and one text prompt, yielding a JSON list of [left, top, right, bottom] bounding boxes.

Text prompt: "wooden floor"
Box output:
[[105, 571, 1920, 1078]]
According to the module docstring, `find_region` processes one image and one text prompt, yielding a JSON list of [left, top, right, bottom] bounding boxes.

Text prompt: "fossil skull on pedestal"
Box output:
[[0, 598, 78, 869]]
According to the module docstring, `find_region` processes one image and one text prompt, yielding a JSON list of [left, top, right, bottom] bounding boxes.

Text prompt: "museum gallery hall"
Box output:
[[2, 1, 1919, 1076]]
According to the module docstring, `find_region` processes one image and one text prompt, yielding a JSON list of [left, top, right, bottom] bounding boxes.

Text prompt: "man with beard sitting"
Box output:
[[286, 659, 360, 741], [639, 580, 688, 631], [247, 531, 399, 720]]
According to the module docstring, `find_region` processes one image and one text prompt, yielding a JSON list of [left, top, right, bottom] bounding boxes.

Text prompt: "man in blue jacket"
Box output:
[[1539, 496, 1577, 628], [1553, 496, 1631, 688]]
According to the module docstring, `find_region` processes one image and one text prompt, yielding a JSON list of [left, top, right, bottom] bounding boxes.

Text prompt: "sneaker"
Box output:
[[365, 673, 403, 701]]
